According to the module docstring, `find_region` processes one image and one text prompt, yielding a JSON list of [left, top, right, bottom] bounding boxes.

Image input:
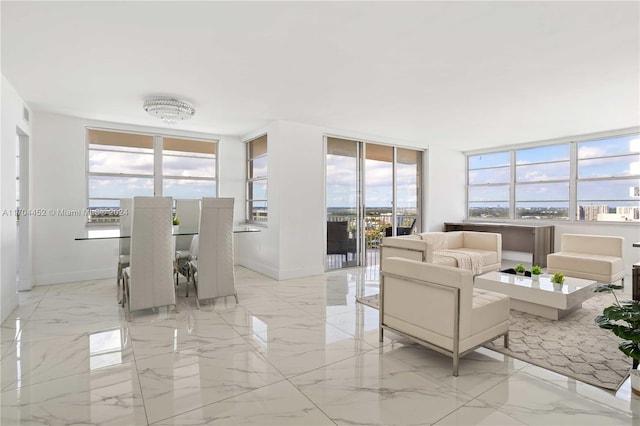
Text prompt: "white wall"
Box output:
[[424, 145, 466, 231], [27, 114, 464, 283], [31, 112, 241, 285], [1, 76, 32, 323], [236, 120, 454, 280]]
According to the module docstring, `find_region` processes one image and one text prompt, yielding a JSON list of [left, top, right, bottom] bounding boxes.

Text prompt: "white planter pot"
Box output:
[[532, 274, 540, 281], [552, 282, 563, 291]]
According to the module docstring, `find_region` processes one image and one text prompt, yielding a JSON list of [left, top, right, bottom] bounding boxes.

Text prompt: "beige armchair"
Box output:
[[547, 234, 625, 286], [381, 231, 502, 275], [380, 257, 510, 376]]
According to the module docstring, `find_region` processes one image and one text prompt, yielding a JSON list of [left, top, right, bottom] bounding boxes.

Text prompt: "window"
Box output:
[[466, 132, 640, 223], [162, 137, 216, 199], [577, 134, 640, 221], [467, 151, 510, 218], [515, 144, 569, 220], [87, 128, 217, 224], [246, 135, 267, 223]]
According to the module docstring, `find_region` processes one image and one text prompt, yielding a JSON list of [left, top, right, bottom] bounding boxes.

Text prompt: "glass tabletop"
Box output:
[[75, 226, 260, 240]]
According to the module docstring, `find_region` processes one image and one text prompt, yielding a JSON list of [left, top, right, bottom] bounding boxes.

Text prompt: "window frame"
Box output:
[[245, 134, 268, 224], [466, 130, 639, 224], [86, 127, 218, 226]]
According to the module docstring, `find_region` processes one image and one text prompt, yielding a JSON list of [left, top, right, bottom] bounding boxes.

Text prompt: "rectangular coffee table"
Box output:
[[474, 271, 597, 320]]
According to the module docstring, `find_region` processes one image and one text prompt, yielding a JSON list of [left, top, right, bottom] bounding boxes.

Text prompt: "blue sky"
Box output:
[[469, 135, 640, 205]]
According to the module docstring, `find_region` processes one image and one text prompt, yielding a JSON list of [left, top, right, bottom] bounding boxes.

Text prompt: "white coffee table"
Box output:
[[474, 271, 598, 320]]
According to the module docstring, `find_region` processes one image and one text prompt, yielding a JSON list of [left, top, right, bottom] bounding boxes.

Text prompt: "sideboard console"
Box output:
[[444, 222, 555, 267]]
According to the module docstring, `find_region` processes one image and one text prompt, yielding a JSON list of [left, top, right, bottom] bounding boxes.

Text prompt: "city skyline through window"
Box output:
[[467, 133, 640, 222]]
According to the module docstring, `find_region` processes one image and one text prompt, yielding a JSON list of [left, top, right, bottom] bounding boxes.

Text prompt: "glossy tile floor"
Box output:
[[1, 265, 637, 425]]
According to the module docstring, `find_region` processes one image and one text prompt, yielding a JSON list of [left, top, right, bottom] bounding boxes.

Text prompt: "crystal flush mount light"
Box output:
[[143, 97, 195, 124]]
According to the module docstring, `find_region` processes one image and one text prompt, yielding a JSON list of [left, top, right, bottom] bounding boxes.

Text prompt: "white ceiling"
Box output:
[[2, 1, 639, 151]]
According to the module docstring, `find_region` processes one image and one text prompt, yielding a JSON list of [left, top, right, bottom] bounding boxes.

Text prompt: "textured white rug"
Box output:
[[355, 294, 380, 309], [356, 292, 630, 391]]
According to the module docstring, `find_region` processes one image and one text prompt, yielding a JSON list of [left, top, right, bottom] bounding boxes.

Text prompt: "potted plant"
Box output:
[[172, 216, 180, 232], [594, 283, 640, 395], [550, 272, 564, 291], [531, 265, 542, 281], [515, 264, 526, 276]]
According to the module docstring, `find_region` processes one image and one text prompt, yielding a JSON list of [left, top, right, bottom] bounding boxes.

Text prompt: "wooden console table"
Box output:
[[444, 222, 555, 267]]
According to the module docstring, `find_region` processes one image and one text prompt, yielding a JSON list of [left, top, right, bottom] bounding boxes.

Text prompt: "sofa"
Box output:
[[380, 257, 510, 376], [380, 231, 502, 276], [547, 234, 625, 285]]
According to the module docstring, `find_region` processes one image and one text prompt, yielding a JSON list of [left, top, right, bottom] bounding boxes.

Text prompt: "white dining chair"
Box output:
[[173, 199, 201, 294], [123, 196, 176, 320], [188, 197, 236, 307], [116, 198, 132, 305]]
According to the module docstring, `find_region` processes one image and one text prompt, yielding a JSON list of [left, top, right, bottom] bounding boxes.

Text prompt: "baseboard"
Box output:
[[277, 265, 326, 281], [235, 258, 279, 280], [34, 268, 115, 286], [235, 259, 325, 281]]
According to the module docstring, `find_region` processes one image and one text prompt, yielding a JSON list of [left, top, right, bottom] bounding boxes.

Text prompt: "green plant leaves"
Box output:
[[596, 300, 640, 362]]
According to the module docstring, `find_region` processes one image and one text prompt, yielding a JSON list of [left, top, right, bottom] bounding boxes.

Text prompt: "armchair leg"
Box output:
[[379, 327, 383, 342], [452, 354, 459, 377], [504, 332, 509, 349]]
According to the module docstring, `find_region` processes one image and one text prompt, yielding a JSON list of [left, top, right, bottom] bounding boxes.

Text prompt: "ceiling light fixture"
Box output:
[[143, 97, 195, 124]]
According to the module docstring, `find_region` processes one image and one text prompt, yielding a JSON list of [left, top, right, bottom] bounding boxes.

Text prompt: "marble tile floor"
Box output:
[[0, 265, 637, 425]]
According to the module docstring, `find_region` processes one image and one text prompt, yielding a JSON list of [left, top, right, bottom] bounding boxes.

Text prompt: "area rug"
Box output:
[[356, 294, 380, 309], [355, 292, 630, 391]]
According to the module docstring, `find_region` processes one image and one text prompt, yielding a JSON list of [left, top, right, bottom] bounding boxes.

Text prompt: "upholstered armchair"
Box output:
[[380, 257, 510, 375], [547, 234, 625, 286], [380, 231, 501, 276]]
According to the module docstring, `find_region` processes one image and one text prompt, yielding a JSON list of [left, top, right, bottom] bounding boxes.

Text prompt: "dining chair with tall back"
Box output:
[[173, 198, 201, 295], [188, 197, 236, 307], [116, 198, 133, 305], [123, 196, 176, 321]]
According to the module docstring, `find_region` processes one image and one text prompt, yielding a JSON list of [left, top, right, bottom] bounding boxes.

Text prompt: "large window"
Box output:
[[246, 135, 267, 223], [577, 134, 640, 221], [467, 132, 639, 222], [162, 137, 216, 199], [467, 151, 510, 218], [515, 144, 570, 220], [87, 128, 217, 224]]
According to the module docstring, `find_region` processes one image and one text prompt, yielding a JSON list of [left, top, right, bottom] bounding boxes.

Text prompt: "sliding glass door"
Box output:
[[326, 137, 423, 270]]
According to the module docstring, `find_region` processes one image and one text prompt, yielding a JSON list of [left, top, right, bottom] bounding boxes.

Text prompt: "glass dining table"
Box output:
[[75, 226, 260, 240]]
